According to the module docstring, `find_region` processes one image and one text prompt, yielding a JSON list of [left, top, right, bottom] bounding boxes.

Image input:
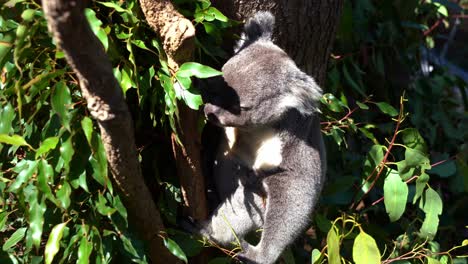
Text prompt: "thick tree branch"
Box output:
[[42, 0, 176, 262], [138, 0, 208, 222], [139, 0, 196, 67]]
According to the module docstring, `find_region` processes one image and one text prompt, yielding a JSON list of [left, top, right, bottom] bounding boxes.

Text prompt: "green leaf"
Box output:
[[0, 103, 15, 134], [176, 62, 222, 78], [356, 101, 369, 110], [29, 196, 46, 249], [422, 187, 443, 215], [164, 237, 188, 263], [35, 137, 59, 159], [364, 145, 384, 175], [413, 172, 429, 204], [321, 93, 345, 112], [311, 248, 322, 264], [45, 223, 67, 264], [56, 181, 71, 209], [375, 102, 398, 117], [2, 227, 27, 251], [97, 1, 132, 14], [0, 211, 9, 232], [59, 134, 75, 173], [21, 9, 36, 22], [96, 193, 116, 216], [206, 7, 228, 22], [85, 8, 108, 50], [51, 81, 72, 130], [427, 257, 442, 264], [182, 90, 203, 110], [77, 236, 93, 264], [419, 187, 443, 240], [8, 160, 38, 193], [38, 159, 56, 202], [405, 148, 430, 169], [0, 134, 31, 147], [400, 128, 427, 153], [326, 227, 340, 264], [383, 169, 408, 222], [89, 133, 109, 188], [81, 116, 93, 145], [352, 231, 381, 264]]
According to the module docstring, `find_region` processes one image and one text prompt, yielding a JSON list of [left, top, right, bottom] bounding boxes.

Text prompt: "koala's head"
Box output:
[[203, 12, 322, 128]]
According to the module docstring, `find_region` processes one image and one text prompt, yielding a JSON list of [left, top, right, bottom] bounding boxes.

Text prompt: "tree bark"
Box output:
[[42, 1, 177, 262], [213, 0, 343, 85], [137, 0, 209, 222]]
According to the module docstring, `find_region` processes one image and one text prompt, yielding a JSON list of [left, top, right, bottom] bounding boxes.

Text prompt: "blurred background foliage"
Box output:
[[0, 0, 467, 263]]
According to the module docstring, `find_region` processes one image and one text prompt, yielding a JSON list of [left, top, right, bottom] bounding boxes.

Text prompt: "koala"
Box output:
[[198, 11, 326, 264]]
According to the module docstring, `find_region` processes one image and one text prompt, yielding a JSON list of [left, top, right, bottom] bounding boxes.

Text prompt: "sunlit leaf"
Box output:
[[311, 248, 322, 264], [77, 236, 93, 264], [0, 134, 30, 147], [352, 231, 381, 264], [2, 227, 27, 251], [56, 181, 71, 209], [419, 187, 443, 240], [85, 8, 108, 50], [29, 194, 46, 249], [326, 227, 340, 264], [45, 223, 67, 264], [8, 160, 38, 193], [164, 237, 188, 263], [176, 62, 222, 78], [35, 137, 59, 159]]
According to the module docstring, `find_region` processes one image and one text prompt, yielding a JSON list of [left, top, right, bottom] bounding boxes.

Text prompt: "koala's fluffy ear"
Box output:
[[235, 11, 275, 52]]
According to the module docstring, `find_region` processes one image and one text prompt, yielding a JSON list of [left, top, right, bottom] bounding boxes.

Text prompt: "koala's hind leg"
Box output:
[[199, 185, 265, 246], [238, 179, 316, 264]]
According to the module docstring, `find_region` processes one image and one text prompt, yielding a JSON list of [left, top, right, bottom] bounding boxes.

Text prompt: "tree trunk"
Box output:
[[213, 0, 343, 85], [42, 1, 177, 262]]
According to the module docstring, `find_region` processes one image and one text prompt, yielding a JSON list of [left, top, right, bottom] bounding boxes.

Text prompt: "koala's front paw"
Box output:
[[236, 253, 259, 264], [235, 242, 260, 264]]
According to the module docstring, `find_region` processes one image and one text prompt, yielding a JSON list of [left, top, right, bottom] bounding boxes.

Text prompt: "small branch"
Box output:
[[351, 97, 405, 210], [42, 1, 176, 262], [370, 155, 457, 206]]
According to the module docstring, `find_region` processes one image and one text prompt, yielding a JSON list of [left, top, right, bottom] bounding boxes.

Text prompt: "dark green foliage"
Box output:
[[317, 0, 468, 263]]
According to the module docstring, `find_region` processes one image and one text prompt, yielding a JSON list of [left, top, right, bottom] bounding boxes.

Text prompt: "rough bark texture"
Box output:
[[213, 0, 343, 86], [42, 1, 177, 262], [173, 104, 208, 221], [138, 0, 208, 222], [139, 0, 196, 67]]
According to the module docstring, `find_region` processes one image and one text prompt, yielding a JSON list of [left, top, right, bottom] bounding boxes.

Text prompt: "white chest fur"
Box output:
[[222, 127, 283, 170]]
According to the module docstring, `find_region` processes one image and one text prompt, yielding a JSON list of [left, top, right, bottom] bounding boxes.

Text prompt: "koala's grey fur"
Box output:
[[199, 11, 326, 264]]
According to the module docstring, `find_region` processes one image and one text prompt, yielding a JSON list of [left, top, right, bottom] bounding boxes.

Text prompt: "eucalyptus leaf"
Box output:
[[383, 169, 408, 222], [2, 227, 27, 251], [163, 237, 188, 263], [326, 227, 340, 264], [176, 62, 222, 78], [352, 231, 381, 264]]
